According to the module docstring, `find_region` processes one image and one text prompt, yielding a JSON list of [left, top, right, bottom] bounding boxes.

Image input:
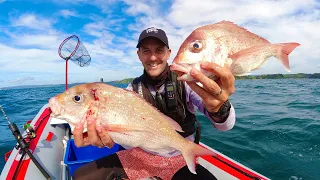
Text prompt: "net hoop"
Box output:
[[58, 35, 80, 60]]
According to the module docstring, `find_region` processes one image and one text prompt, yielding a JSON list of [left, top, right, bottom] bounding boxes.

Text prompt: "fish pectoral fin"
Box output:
[[228, 44, 272, 75], [102, 124, 146, 132]]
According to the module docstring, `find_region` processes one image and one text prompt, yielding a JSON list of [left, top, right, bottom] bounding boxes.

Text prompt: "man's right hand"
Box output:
[[73, 118, 115, 148]]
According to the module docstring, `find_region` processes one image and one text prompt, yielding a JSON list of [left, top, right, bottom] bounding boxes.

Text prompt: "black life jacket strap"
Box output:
[[169, 71, 186, 119], [171, 71, 201, 144], [132, 76, 143, 98], [131, 72, 202, 144], [194, 119, 201, 144], [155, 91, 167, 114]]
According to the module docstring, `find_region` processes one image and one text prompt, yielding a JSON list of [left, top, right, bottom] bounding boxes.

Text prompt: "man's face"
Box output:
[[137, 37, 171, 78]]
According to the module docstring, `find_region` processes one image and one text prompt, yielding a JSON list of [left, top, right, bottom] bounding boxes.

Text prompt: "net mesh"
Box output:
[[58, 35, 91, 67]]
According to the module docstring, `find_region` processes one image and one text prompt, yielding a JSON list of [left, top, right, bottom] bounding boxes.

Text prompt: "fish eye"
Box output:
[[190, 41, 203, 52], [73, 95, 82, 103]]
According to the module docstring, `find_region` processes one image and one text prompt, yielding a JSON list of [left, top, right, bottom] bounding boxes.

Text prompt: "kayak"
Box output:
[[0, 104, 270, 180]]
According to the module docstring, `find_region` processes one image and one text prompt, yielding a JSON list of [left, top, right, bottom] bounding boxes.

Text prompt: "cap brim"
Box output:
[[136, 36, 169, 48]]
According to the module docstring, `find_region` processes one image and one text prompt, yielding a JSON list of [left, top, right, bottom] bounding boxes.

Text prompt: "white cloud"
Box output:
[[83, 22, 107, 37], [123, 0, 156, 16], [60, 10, 79, 18], [0, 0, 319, 88], [0, 43, 61, 70], [13, 34, 62, 49], [8, 77, 35, 83], [11, 14, 53, 31], [52, 0, 89, 4], [168, 0, 317, 27]]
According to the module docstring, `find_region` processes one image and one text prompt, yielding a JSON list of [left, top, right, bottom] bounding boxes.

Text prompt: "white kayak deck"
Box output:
[[0, 104, 270, 180]]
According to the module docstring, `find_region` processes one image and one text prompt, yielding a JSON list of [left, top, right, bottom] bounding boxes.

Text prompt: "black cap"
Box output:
[[136, 27, 169, 48]]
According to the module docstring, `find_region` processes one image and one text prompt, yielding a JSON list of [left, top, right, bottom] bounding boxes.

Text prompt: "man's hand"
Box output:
[[186, 62, 235, 113], [73, 117, 115, 148]]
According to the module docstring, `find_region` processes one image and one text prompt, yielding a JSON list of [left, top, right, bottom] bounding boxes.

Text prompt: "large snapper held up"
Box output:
[[49, 83, 215, 174], [170, 21, 300, 81]]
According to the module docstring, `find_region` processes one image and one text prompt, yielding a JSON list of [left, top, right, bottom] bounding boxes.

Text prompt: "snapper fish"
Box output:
[[48, 83, 215, 174], [170, 20, 300, 81]]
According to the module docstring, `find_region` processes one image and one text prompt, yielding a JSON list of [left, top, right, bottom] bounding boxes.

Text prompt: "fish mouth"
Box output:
[[49, 111, 61, 118], [49, 109, 65, 120], [170, 63, 193, 76], [49, 108, 70, 122], [170, 62, 198, 81], [48, 97, 64, 118]]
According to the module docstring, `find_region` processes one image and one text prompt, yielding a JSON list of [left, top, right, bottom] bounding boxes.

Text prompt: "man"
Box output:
[[73, 27, 236, 180]]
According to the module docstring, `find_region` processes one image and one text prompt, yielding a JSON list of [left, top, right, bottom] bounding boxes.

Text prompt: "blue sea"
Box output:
[[0, 79, 319, 179]]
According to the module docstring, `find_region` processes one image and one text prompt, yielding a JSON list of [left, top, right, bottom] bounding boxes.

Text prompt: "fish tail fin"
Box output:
[[181, 142, 217, 174], [275, 42, 300, 72]]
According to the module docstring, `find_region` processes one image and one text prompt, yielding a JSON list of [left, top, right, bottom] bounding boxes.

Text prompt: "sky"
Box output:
[[0, 0, 319, 88]]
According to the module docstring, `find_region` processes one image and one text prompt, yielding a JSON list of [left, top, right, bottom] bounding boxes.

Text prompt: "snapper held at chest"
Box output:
[[170, 21, 300, 81], [48, 83, 215, 174]]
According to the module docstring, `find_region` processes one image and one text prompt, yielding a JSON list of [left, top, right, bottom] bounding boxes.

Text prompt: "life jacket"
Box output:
[[132, 71, 201, 143]]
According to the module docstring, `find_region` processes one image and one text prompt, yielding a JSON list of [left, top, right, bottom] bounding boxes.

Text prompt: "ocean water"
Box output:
[[0, 79, 319, 179]]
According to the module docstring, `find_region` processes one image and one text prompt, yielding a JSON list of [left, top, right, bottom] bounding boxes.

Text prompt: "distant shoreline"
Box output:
[[110, 73, 320, 84], [234, 73, 320, 80], [1, 73, 319, 89]]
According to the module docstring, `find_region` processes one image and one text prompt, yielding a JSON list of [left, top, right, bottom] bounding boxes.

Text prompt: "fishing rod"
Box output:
[[0, 105, 51, 180]]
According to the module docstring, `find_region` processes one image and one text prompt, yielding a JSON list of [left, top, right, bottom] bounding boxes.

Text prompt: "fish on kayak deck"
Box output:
[[49, 82, 216, 174]]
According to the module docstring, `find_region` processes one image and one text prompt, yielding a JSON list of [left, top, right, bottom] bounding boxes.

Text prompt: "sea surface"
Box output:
[[0, 79, 319, 180]]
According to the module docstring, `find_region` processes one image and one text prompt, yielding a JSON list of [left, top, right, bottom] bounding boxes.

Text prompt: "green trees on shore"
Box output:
[[235, 73, 320, 80], [110, 73, 320, 84]]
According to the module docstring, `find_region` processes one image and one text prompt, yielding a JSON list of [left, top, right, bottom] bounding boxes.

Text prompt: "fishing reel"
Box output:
[[13, 122, 36, 152], [23, 122, 36, 139]]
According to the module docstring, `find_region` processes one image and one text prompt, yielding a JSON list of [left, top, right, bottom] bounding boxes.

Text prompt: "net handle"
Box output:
[[58, 35, 81, 60]]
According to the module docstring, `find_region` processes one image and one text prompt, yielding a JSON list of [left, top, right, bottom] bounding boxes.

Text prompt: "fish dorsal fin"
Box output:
[[207, 21, 270, 44], [215, 34, 270, 51]]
